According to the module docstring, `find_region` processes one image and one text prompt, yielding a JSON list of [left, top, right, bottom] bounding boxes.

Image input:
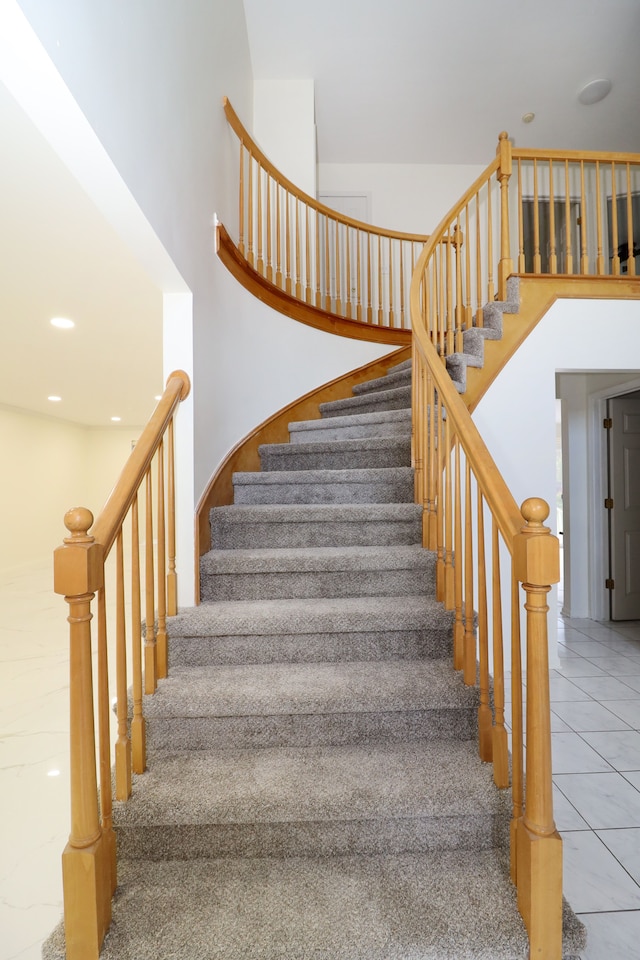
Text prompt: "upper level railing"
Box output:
[[52, 370, 190, 960], [223, 97, 430, 332]]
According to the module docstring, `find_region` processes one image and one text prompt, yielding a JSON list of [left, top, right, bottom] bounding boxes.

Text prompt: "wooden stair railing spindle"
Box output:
[[463, 458, 475, 686], [444, 412, 455, 610], [285, 190, 292, 295], [144, 468, 157, 695], [247, 150, 254, 268], [491, 517, 509, 789], [131, 494, 147, 774], [96, 584, 116, 895], [276, 182, 283, 289], [564, 160, 573, 274], [115, 529, 132, 801], [156, 441, 168, 680], [476, 488, 492, 762], [517, 160, 525, 273], [611, 163, 620, 275], [54, 507, 110, 960], [257, 161, 264, 275], [435, 390, 445, 604], [626, 163, 636, 277], [315, 211, 322, 308], [486, 175, 495, 303], [595, 161, 605, 275], [548, 160, 558, 274], [453, 438, 464, 673], [510, 570, 524, 885], [345, 226, 352, 318], [497, 131, 513, 301], [167, 419, 178, 617], [266, 173, 273, 283], [532, 160, 541, 273], [295, 199, 302, 300], [580, 161, 589, 274], [238, 141, 245, 258], [514, 498, 562, 960]]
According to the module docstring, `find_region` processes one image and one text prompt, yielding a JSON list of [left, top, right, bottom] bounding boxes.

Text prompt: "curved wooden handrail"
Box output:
[[223, 97, 430, 333], [93, 370, 190, 556], [224, 97, 429, 243]]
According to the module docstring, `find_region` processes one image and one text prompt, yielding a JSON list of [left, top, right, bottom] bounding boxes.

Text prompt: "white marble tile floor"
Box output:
[[3, 564, 640, 958]]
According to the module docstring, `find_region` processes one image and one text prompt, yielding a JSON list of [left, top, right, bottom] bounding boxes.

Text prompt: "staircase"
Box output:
[[44, 357, 585, 959]]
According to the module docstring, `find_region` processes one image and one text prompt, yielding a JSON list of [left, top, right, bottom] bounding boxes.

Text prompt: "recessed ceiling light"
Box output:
[[578, 78, 612, 105], [47, 769, 61, 777], [154, 395, 162, 401], [522, 112, 535, 124], [50, 317, 75, 329], [111, 416, 121, 422], [48, 395, 62, 402]]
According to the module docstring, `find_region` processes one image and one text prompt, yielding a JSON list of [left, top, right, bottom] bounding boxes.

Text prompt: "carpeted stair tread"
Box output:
[[259, 434, 411, 471], [319, 384, 411, 418], [232, 466, 414, 505], [113, 740, 500, 829], [201, 543, 433, 574], [288, 406, 411, 443], [209, 502, 422, 548], [351, 365, 412, 395], [144, 659, 477, 719]]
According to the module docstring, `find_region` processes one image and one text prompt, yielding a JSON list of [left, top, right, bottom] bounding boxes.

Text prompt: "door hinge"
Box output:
[[605, 497, 614, 509], [603, 417, 612, 429], [606, 578, 615, 590]]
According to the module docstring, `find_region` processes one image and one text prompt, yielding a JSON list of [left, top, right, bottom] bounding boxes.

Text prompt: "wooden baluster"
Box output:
[[54, 508, 110, 960], [238, 142, 245, 258], [533, 160, 541, 273], [276, 183, 283, 288], [463, 458, 475, 686], [444, 411, 454, 609], [412, 344, 422, 504], [611, 163, 620, 275], [564, 160, 573, 274], [367, 233, 373, 323], [167, 418, 178, 617], [96, 584, 116, 896], [596, 161, 605, 275], [435, 390, 445, 603], [454, 221, 464, 352], [453, 440, 464, 671], [626, 163, 636, 277], [295, 199, 302, 299], [580, 161, 589, 274], [335, 219, 342, 315], [517, 159, 525, 272], [426, 366, 437, 551], [497, 130, 513, 300], [548, 160, 558, 274], [345, 226, 352, 318], [256, 162, 264, 275], [514, 498, 562, 960], [464, 204, 472, 330], [266, 174, 273, 283], [325, 217, 331, 311], [377, 235, 383, 325], [315, 210, 322, 307], [487, 176, 495, 302], [355, 230, 362, 322], [156, 441, 168, 680], [305, 205, 313, 303], [439, 243, 446, 359], [446, 233, 454, 356], [388, 237, 395, 328], [145, 468, 157, 695], [399, 241, 405, 328], [131, 495, 146, 775], [476, 192, 484, 326], [247, 151, 254, 268], [115, 529, 131, 801], [510, 570, 524, 884], [285, 191, 292, 294], [491, 517, 509, 788], [476, 488, 492, 761]]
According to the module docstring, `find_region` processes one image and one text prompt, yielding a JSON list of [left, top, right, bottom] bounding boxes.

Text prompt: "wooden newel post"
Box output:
[[497, 131, 514, 302], [53, 507, 110, 960], [513, 497, 562, 960]]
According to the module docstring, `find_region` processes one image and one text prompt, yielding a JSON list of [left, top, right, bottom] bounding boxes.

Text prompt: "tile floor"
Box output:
[[3, 562, 640, 958]]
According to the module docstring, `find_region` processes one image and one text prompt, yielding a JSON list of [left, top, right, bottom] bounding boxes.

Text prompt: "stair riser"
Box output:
[[200, 567, 431, 602], [259, 441, 410, 472], [209, 516, 422, 549], [320, 387, 411, 418], [168, 629, 454, 667], [233, 476, 414, 505], [115, 813, 502, 862], [146, 708, 477, 753]]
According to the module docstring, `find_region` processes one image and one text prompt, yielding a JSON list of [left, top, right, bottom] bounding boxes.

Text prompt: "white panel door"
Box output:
[[610, 396, 640, 619]]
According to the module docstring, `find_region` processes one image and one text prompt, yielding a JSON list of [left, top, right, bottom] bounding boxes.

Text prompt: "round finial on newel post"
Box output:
[[498, 131, 509, 143], [63, 507, 95, 544], [521, 497, 550, 533]]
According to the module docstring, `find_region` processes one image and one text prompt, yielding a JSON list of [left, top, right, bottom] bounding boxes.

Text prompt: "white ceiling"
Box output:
[[2, 0, 639, 428], [243, 0, 640, 163]]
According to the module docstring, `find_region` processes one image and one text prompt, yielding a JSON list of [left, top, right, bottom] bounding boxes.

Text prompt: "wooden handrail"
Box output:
[[53, 370, 190, 960]]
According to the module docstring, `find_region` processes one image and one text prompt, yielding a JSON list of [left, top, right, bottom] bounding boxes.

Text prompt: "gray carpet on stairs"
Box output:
[[42, 340, 586, 959]]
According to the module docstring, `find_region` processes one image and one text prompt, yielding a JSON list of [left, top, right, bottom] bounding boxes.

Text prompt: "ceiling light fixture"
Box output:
[[48, 395, 62, 402], [578, 78, 612, 105], [522, 112, 535, 124], [50, 316, 75, 329], [111, 416, 121, 422]]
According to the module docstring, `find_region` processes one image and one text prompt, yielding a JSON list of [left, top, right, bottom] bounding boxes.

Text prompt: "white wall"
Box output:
[[475, 297, 640, 659], [254, 79, 316, 197], [0, 406, 140, 572], [318, 162, 486, 233]]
